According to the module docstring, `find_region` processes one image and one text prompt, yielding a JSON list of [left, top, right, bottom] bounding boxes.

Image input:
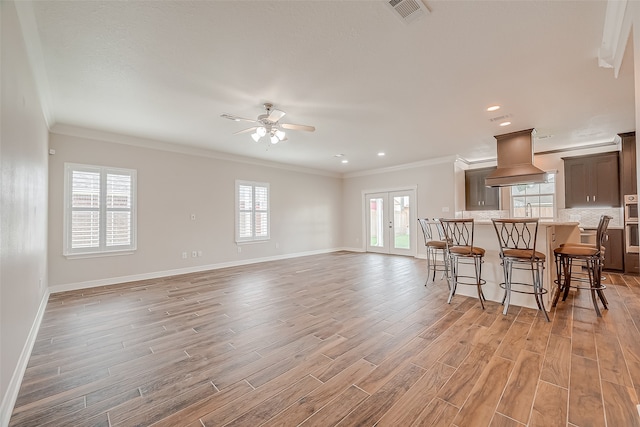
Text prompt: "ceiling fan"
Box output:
[[220, 103, 315, 144]]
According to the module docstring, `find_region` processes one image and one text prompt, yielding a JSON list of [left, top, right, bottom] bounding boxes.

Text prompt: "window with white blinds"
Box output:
[[236, 180, 270, 242], [64, 163, 137, 256]]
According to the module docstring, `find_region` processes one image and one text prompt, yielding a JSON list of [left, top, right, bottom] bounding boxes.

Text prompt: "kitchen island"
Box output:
[[448, 221, 581, 311]]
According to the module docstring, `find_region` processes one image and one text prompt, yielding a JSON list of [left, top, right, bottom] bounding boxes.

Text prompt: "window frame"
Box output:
[[63, 163, 137, 257], [235, 180, 270, 243], [509, 172, 557, 219]]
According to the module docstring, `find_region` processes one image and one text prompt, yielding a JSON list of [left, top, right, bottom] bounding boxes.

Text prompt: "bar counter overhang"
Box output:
[[445, 221, 581, 311]]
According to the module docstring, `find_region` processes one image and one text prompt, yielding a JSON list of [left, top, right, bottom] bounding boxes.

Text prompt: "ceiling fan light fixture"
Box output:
[[270, 135, 279, 144], [256, 126, 267, 137], [251, 132, 261, 142], [275, 129, 286, 140]]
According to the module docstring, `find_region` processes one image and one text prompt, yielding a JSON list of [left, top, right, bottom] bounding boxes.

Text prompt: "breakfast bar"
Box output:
[[449, 220, 581, 311]]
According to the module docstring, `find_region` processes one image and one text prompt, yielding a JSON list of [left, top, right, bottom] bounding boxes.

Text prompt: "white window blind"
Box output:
[[64, 163, 137, 256], [236, 180, 270, 242]]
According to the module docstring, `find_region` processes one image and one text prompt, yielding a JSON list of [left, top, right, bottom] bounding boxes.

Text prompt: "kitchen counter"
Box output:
[[473, 219, 579, 226], [450, 221, 581, 311]]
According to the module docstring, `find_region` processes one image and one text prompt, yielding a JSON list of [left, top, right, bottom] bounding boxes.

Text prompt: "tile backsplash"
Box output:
[[557, 208, 623, 227], [459, 210, 509, 221]]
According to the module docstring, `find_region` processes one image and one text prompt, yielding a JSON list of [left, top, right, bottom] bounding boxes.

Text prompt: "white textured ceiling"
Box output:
[[21, 1, 636, 174]]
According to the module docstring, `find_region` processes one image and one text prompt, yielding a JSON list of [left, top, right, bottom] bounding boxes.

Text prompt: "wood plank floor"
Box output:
[[9, 251, 640, 427]]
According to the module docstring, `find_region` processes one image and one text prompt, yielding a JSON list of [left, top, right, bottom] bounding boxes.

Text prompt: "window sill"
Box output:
[[64, 250, 135, 260], [236, 239, 270, 245]]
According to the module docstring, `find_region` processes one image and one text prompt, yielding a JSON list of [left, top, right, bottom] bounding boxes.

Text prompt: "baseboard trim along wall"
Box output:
[[49, 247, 352, 294], [1, 290, 50, 427]]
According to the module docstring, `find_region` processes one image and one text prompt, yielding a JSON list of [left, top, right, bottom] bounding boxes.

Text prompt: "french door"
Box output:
[[365, 189, 415, 256]]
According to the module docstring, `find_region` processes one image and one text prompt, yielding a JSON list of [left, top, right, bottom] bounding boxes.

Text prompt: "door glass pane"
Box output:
[[393, 196, 410, 249], [369, 198, 384, 247]]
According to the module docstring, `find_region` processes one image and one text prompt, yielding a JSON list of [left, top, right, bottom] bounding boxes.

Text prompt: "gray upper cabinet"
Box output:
[[563, 152, 620, 208], [465, 167, 500, 211]]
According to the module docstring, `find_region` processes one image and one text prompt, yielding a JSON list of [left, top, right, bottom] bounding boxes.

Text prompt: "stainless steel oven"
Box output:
[[625, 194, 639, 253]]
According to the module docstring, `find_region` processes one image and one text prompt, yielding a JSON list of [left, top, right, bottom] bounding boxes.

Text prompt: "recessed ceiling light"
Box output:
[[341, 159, 349, 164], [378, 152, 385, 157], [499, 121, 511, 127], [334, 154, 344, 158], [487, 105, 501, 112]]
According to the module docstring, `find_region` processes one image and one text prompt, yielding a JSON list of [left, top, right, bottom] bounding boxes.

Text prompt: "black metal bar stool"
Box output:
[[492, 218, 549, 322], [439, 218, 486, 309], [553, 215, 612, 317], [418, 218, 449, 286]]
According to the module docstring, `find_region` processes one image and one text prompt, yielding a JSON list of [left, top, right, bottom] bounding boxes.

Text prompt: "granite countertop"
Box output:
[[473, 220, 579, 226]]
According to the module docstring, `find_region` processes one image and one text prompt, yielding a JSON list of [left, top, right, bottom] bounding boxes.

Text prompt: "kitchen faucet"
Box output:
[[525, 203, 532, 218]]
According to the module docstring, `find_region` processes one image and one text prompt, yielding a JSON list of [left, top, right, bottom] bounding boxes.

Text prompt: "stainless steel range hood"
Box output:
[[484, 128, 547, 187]]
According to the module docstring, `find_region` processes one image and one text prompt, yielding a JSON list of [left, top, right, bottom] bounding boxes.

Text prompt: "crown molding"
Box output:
[[49, 123, 342, 178], [342, 155, 458, 179], [598, 0, 633, 78]]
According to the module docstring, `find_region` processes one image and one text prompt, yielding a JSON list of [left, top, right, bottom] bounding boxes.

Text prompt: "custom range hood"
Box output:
[[485, 128, 547, 187]]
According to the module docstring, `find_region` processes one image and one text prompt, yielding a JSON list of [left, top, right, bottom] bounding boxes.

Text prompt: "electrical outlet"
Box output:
[[192, 251, 197, 258], [190, 214, 196, 220], [182, 252, 187, 259]]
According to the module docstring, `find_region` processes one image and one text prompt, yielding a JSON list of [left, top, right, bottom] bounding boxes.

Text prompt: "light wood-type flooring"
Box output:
[[9, 251, 640, 426]]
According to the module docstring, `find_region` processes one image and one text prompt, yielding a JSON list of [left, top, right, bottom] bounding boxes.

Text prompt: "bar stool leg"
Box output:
[[474, 256, 485, 309], [447, 255, 458, 304], [553, 253, 562, 307], [595, 259, 608, 308], [425, 246, 432, 286], [586, 258, 602, 317], [442, 250, 451, 290], [430, 248, 437, 282], [502, 259, 511, 315], [534, 260, 550, 322], [562, 257, 572, 302]]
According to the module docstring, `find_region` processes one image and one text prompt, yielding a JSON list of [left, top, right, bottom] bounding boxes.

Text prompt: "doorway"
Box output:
[[365, 189, 416, 256]]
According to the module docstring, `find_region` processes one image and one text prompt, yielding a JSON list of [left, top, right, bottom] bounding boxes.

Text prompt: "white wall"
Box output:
[[47, 131, 343, 289], [342, 159, 457, 257], [0, 1, 50, 421]]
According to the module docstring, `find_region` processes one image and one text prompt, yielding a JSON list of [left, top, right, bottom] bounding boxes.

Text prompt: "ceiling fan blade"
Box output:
[[267, 109, 286, 122], [220, 113, 257, 123], [233, 127, 258, 135], [281, 123, 316, 132]]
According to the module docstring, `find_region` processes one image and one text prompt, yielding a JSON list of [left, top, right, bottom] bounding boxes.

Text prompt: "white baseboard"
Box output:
[[49, 248, 351, 294], [1, 289, 50, 427], [339, 246, 365, 253]]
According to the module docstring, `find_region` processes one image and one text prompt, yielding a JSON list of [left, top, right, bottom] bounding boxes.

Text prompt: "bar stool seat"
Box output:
[[427, 240, 448, 250], [492, 218, 549, 322], [502, 249, 545, 260], [553, 215, 611, 317], [449, 246, 485, 256], [439, 218, 486, 309]]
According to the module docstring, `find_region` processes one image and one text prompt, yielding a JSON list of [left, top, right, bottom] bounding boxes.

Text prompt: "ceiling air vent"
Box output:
[[489, 114, 512, 123], [386, 0, 430, 24]]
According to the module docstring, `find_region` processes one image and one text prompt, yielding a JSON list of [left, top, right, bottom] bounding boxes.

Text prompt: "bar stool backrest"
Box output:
[[595, 215, 613, 253], [433, 218, 447, 241], [491, 218, 539, 261], [418, 218, 434, 245], [439, 218, 474, 254]]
